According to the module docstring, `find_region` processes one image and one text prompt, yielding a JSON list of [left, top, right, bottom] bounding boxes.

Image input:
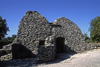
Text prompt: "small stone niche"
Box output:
[[39, 40, 45, 45]]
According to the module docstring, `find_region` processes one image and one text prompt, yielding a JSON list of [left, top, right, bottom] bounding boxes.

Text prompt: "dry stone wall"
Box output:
[[14, 11, 51, 55], [50, 17, 85, 52], [1, 11, 100, 62], [12, 11, 86, 62]]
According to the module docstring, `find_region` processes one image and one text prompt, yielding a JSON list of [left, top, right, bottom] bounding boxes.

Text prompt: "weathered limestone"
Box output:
[[1, 11, 100, 62], [12, 11, 86, 62], [0, 53, 12, 61], [0, 44, 12, 56]]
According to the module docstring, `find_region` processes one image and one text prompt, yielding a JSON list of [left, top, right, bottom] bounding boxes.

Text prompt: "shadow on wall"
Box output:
[[55, 37, 77, 54], [54, 45, 77, 62], [34, 45, 77, 64], [12, 43, 36, 59], [55, 37, 77, 61], [65, 45, 77, 53], [0, 45, 77, 67]]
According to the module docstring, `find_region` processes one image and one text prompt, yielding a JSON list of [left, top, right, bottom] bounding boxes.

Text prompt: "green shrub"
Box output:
[[85, 39, 90, 43]]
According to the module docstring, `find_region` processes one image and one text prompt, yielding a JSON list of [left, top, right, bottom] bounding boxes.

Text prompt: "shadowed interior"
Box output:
[[56, 37, 65, 53]]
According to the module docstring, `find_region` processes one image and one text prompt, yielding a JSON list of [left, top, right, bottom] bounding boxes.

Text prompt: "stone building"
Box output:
[[12, 11, 85, 62]]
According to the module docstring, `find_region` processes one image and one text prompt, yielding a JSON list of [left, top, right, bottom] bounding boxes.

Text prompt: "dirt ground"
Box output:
[[1, 49, 100, 67]]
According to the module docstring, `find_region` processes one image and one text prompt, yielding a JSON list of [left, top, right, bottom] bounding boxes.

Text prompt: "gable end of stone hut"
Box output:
[[12, 11, 85, 62]]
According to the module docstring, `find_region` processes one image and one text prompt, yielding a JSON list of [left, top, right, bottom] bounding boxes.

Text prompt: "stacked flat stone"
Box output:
[[1, 11, 100, 62], [10, 11, 99, 62], [50, 17, 85, 52], [12, 11, 85, 62], [14, 11, 51, 52]]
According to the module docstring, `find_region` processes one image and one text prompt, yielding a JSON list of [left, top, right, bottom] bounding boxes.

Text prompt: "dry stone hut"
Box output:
[[12, 11, 85, 62]]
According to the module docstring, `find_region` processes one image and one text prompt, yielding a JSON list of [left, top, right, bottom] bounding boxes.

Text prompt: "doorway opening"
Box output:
[[56, 37, 65, 53]]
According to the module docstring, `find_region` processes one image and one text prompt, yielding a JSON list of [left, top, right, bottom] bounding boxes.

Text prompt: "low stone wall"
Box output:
[[0, 49, 11, 56], [37, 46, 55, 62], [1, 43, 100, 62], [2, 44, 12, 50], [76, 43, 100, 53], [86, 43, 100, 50], [0, 44, 12, 56], [0, 53, 12, 61]]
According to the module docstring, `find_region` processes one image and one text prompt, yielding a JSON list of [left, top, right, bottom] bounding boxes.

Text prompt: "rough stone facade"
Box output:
[[11, 11, 86, 62], [1, 11, 100, 62]]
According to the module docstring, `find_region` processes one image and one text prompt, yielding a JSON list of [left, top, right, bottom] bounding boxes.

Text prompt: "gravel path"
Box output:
[[40, 49, 100, 67], [1, 49, 100, 67]]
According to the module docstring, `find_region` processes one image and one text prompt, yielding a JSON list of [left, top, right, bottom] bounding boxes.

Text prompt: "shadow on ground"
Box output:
[[0, 44, 77, 67], [48, 53, 76, 64], [0, 52, 76, 67]]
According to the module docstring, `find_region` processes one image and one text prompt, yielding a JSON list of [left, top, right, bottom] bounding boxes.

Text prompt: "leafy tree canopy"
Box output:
[[0, 35, 16, 48], [83, 32, 90, 43], [89, 16, 100, 42], [0, 16, 9, 40]]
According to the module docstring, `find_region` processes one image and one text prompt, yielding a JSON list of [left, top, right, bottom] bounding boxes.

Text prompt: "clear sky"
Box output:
[[0, 0, 100, 37]]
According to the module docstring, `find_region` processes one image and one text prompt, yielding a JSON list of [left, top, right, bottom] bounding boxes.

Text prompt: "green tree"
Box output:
[[0, 35, 16, 48], [0, 16, 9, 40], [83, 32, 90, 43], [89, 16, 100, 43], [11, 35, 16, 42]]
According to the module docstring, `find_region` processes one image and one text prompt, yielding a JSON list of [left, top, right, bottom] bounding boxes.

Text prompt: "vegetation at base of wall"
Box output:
[[89, 16, 100, 43], [83, 32, 90, 43], [0, 16, 16, 48], [0, 35, 16, 49], [85, 39, 90, 43]]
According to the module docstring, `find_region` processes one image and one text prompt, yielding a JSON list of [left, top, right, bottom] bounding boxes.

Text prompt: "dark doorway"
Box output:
[[56, 37, 65, 53]]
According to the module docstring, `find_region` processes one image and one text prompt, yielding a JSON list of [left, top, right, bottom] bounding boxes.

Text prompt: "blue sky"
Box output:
[[0, 0, 100, 37]]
